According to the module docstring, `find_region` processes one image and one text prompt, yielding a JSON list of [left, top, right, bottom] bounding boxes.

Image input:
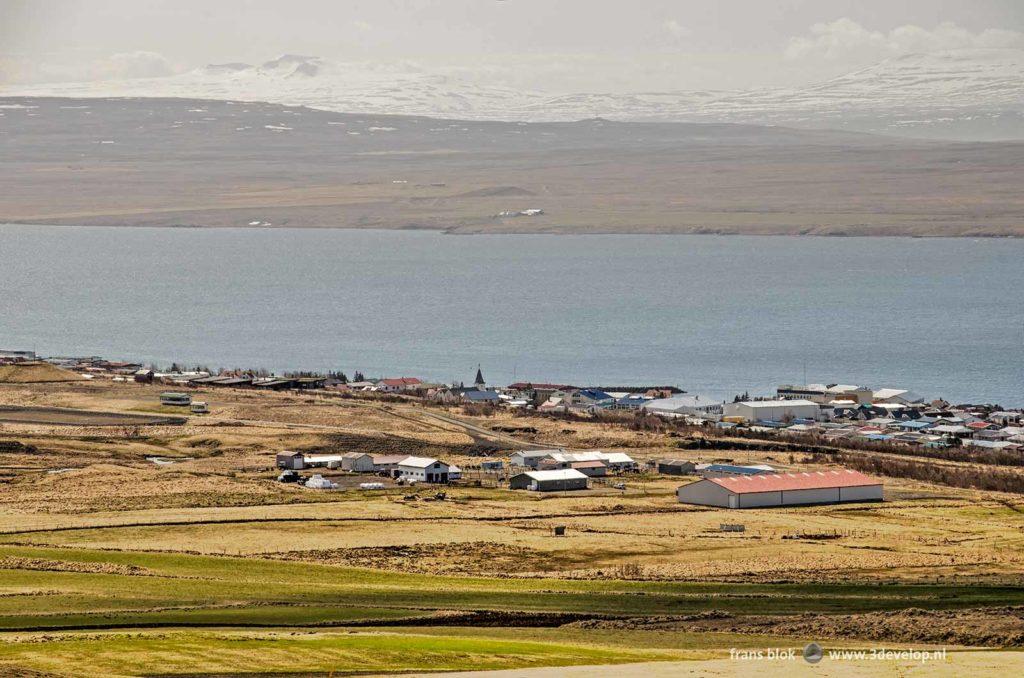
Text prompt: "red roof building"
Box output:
[[678, 469, 882, 508]]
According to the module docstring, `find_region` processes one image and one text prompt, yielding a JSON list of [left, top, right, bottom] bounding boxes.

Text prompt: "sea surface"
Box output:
[[2, 224, 1022, 405]]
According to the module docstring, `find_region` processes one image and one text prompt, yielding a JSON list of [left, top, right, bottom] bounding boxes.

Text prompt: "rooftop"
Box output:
[[515, 469, 588, 482], [708, 469, 881, 494]]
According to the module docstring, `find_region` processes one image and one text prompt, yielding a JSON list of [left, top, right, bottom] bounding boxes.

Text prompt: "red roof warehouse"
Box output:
[[677, 469, 882, 509]]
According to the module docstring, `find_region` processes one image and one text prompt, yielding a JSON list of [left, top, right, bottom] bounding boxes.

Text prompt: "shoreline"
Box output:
[[3, 221, 1023, 239]]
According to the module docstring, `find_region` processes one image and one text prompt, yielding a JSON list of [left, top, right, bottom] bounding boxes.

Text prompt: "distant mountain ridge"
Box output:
[[5, 48, 1023, 140]]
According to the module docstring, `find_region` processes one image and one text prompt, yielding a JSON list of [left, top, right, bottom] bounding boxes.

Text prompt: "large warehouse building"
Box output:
[[676, 469, 882, 508], [722, 399, 820, 422], [510, 469, 589, 492]]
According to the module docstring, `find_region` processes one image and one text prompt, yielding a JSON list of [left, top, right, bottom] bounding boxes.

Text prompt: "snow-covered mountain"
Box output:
[[6, 49, 1023, 140]]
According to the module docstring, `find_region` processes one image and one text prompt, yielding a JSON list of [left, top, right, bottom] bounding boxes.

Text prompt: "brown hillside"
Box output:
[[0, 361, 83, 383]]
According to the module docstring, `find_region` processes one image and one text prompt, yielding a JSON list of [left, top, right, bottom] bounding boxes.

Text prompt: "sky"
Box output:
[[2, 0, 1024, 92]]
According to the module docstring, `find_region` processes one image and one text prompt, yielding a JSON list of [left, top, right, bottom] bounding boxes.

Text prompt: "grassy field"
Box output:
[[3, 379, 1024, 674]]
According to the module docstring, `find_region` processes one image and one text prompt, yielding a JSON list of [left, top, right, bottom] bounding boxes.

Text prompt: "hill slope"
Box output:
[[1, 97, 1022, 237]]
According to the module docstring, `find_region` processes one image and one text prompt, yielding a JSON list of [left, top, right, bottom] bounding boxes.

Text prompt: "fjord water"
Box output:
[[2, 224, 1022, 405]]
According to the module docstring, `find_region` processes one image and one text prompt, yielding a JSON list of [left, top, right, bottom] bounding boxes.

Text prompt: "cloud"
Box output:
[[784, 18, 1024, 62]]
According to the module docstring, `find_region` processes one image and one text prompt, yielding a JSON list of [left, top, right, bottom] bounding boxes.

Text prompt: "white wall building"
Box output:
[[397, 457, 450, 483], [642, 396, 724, 418], [722, 399, 820, 422]]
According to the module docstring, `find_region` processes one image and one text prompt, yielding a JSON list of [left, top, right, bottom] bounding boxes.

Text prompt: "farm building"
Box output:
[[340, 452, 375, 473], [303, 454, 346, 469], [722, 399, 820, 423], [397, 457, 450, 483], [510, 450, 563, 468], [571, 460, 608, 477], [481, 460, 504, 471], [603, 452, 638, 472], [276, 451, 305, 470], [677, 469, 882, 508], [697, 463, 775, 478], [509, 469, 589, 492], [658, 459, 697, 475], [372, 455, 409, 476]]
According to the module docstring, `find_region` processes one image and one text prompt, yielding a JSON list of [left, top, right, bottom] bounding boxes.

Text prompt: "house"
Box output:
[[989, 411, 1022, 426], [642, 396, 725, 418], [676, 469, 883, 509], [510, 450, 561, 468], [509, 469, 589, 492], [722, 399, 820, 423], [658, 459, 697, 475], [376, 377, 422, 393], [340, 452, 375, 473], [133, 369, 154, 384], [565, 389, 614, 408], [602, 394, 650, 411], [397, 457, 450, 483], [537, 396, 566, 413], [571, 460, 608, 477], [931, 424, 973, 439], [697, 463, 774, 479], [462, 390, 500, 404], [276, 451, 305, 470]]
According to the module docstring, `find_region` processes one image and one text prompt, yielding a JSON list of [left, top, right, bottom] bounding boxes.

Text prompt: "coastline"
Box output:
[[4, 220, 1022, 238]]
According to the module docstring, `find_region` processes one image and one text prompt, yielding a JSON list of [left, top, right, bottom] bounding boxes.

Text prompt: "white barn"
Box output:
[[397, 457, 450, 483], [676, 469, 882, 509]]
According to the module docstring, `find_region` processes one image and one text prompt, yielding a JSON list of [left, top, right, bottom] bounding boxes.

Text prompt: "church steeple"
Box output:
[[474, 365, 485, 388]]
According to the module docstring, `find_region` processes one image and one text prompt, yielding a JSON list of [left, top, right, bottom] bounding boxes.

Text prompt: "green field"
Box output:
[[4, 544, 1024, 633], [2, 543, 1022, 674]]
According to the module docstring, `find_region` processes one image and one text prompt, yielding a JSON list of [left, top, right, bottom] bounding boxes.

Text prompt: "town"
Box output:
[[4, 349, 1022, 508]]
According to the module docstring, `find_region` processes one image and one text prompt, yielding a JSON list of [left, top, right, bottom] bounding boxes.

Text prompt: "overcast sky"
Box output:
[[3, 0, 1023, 91]]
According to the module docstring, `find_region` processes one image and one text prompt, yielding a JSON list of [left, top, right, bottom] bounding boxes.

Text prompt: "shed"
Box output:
[[677, 469, 882, 508], [341, 452, 375, 473], [510, 469, 589, 492], [571, 460, 608, 477], [510, 450, 560, 468], [658, 459, 697, 475], [276, 451, 305, 470]]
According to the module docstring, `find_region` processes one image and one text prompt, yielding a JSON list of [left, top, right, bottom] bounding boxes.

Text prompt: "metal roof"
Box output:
[[735, 399, 818, 408], [702, 463, 773, 475], [708, 469, 880, 494], [398, 456, 444, 469], [515, 469, 588, 481]]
